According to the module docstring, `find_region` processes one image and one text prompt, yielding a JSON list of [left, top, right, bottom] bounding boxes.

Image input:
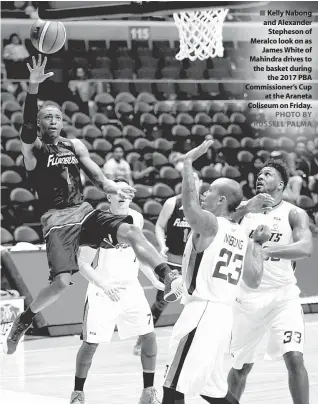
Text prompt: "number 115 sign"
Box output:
[[130, 27, 151, 41]]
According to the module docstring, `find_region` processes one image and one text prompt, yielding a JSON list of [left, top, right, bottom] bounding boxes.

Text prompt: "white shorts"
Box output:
[[82, 282, 154, 343], [230, 286, 305, 369], [164, 299, 233, 398]]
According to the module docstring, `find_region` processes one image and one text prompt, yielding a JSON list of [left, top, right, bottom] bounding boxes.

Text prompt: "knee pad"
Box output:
[[140, 332, 157, 357]]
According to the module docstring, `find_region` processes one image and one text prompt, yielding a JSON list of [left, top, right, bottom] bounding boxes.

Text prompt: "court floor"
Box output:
[[1, 314, 318, 404]]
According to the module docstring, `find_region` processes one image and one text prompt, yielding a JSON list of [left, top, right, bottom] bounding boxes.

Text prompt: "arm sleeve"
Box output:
[[20, 93, 38, 144]]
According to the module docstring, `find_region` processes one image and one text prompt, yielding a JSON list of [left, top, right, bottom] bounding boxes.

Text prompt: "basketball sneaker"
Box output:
[[163, 270, 183, 302], [133, 336, 142, 356], [70, 391, 85, 404], [3, 314, 31, 355], [139, 387, 160, 404]]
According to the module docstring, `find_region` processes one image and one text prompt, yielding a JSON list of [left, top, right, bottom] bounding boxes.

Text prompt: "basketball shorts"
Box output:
[[42, 202, 133, 281], [230, 286, 305, 369], [164, 299, 233, 398], [81, 282, 154, 343]]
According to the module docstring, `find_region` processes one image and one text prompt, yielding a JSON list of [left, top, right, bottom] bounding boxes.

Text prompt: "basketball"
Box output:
[[30, 19, 66, 54]]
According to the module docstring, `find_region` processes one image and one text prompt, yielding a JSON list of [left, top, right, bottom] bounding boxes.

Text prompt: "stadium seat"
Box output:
[[142, 229, 159, 250], [222, 166, 241, 179], [155, 82, 176, 100], [1, 92, 16, 103], [176, 112, 194, 127], [154, 138, 173, 154], [103, 125, 122, 140], [83, 185, 105, 206], [296, 195, 315, 209], [136, 92, 157, 105], [192, 101, 208, 115], [134, 102, 153, 116], [134, 82, 153, 94], [1, 125, 19, 140], [136, 67, 156, 79], [277, 137, 295, 153], [123, 125, 145, 141], [92, 139, 112, 157], [194, 112, 212, 126], [113, 138, 133, 152], [191, 125, 209, 138], [161, 66, 180, 79], [14, 226, 40, 244], [152, 152, 169, 169], [212, 112, 230, 124], [230, 112, 246, 124], [200, 82, 220, 95], [143, 219, 156, 233], [126, 151, 141, 166], [134, 184, 152, 205], [10, 187, 37, 225], [140, 113, 158, 135], [10, 187, 35, 204], [143, 199, 162, 222], [158, 113, 176, 128], [88, 40, 107, 56], [1, 153, 15, 170], [241, 137, 258, 150], [115, 102, 134, 119], [89, 152, 105, 167], [82, 125, 102, 143], [1, 227, 14, 245], [72, 112, 91, 129], [134, 138, 154, 153], [1, 113, 10, 125], [62, 125, 82, 139], [237, 150, 254, 163], [201, 166, 221, 182], [94, 93, 115, 114], [222, 137, 240, 149], [130, 201, 143, 214], [16, 91, 27, 106], [152, 183, 174, 203], [227, 124, 243, 138], [257, 150, 271, 161], [178, 82, 199, 98], [259, 137, 277, 151], [172, 125, 190, 140], [92, 112, 109, 129], [210, 125, 227, 139], [139, 56, 158, 69], [154, 101, 173, 116], [174, 182, 182, 194], [208, 101, 227, 114], [94, 56, 111, 68], [91, 68, 113, 79], [227, 102, 246, 114], [117, 56, 135, 70], [5, 138, 21, 160], [1, 170, 22, 188], [159, 166, 181, 186], [62, 101, 80, 118], [115, 92, 135, 104]]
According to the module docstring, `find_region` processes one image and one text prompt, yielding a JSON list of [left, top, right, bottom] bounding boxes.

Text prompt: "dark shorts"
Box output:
[[43, 202, 133, 281]]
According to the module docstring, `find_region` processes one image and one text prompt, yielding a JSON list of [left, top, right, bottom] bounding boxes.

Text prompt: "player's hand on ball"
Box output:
[[116, 184, 136, 200], [253, 224, 271, 245], [101, 285, 126, 302], [246, 193, 275, 213], [27, 55, 54, 84], [184, 140, 214, 162]]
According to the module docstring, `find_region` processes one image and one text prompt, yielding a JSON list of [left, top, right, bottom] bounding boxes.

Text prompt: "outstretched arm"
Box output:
[[263, 208, 313, 260], [155, 197, 176, 257], [231, 193, 275, 223], [182, 141, 218, 237], [20, 55, 53, 170], [72, 138, 135, 198]]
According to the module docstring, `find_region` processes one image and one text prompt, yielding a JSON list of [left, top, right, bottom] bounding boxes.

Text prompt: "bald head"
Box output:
[[213, 178, 243, 212], [202, 177, 243, 215], [37, 105, 62, 120], [37, 105, 63, 141]]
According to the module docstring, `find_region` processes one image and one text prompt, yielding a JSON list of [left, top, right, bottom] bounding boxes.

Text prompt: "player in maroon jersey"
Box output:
[[3, 55, 180, 355]]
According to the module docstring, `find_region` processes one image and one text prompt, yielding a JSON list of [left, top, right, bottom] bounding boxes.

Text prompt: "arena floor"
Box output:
[[1, 314, 318, 404]]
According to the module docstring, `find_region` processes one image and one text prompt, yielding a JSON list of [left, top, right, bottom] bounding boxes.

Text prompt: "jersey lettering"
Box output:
[[213, 248, 243, 285], [249, 230, 282, 243], [224, 233, 244, 250]]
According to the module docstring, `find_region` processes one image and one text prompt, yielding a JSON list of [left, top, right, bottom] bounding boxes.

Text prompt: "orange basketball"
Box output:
[[30, 19, 66, 54]]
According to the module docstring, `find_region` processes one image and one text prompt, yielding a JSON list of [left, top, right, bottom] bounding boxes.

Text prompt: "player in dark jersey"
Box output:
[[134, 172, 201, 355], [3, 55, 180, 355]]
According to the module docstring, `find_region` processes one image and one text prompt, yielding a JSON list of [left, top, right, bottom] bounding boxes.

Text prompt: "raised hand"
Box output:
[[117, 184, 136, 200], [184, 139, 214, 162], [253, 224, 271, 245], [27, 54, 54, 84], [246, 193, 275, 213]]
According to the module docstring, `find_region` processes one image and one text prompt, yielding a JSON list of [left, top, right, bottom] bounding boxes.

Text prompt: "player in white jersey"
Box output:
[[228, 159, 313, 404], [162, 141, 271, 404], [69, 179, 164, 404]]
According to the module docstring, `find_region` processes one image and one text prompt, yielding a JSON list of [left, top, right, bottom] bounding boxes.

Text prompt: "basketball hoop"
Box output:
[[173, 8, 229, 61]]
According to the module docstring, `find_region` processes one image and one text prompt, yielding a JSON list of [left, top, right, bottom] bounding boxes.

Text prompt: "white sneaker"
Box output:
[[139, 387, 161, 404], [70, 390, 85, 404]]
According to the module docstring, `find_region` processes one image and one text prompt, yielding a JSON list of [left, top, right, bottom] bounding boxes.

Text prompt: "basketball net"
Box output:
[[173, 8, 229, 61]]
